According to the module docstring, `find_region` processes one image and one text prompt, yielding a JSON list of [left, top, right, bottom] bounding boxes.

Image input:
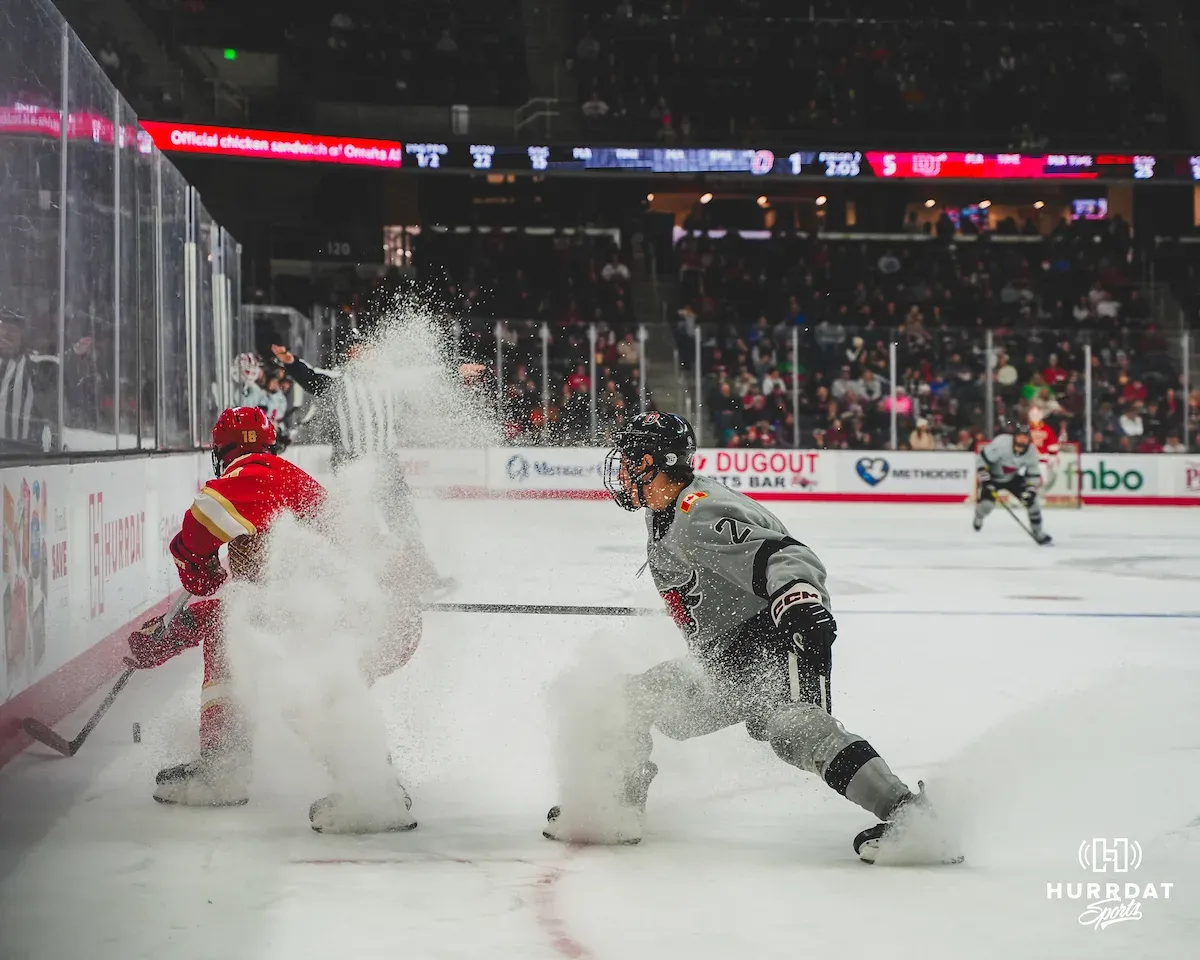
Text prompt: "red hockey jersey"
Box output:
[[1029, 420, 1059, 456], [178, 453, 326, 581]]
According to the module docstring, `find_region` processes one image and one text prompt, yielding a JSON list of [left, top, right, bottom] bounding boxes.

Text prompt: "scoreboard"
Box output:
[[133, 122, 1200, 183]]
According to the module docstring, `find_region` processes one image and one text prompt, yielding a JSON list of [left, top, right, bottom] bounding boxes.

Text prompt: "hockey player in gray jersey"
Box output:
[[543, 412, 958, 864], [974, 425, 1052, 544]]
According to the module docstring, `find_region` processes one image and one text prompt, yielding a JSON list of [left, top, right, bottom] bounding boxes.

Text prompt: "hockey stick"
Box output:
[[21, 593, 190, 758], [995, 494, 1042, 543], [424, 601, 662, 617]]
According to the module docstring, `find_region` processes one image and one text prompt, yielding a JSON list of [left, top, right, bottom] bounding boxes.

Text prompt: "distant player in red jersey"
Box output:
[[124, 408, 418, 831], [1026, 406, 1059, 457]]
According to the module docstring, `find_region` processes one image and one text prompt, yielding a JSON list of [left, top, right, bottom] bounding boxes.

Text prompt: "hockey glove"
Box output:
[[124, 600, 218, 669], [170, 532, 227, 596], [126, 612, 194, 669], [772, 584, 836, 675], [976, 466, 997, 500], [1017, 485, 1039, 507]]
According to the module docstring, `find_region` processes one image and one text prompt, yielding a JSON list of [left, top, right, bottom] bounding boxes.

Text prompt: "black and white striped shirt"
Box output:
[[0, 354, 53, 452], [285, 357, 404, 467]]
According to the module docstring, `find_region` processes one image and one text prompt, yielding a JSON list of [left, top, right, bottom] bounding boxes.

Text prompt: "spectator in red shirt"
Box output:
[[1042, 354, 1069, 388], [1137, 435, 1163, 454], [567, 365, 590, 393], [1120, 377, 1148, 405]]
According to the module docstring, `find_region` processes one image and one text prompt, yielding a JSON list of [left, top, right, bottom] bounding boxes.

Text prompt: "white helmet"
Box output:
[[233, 352, 262, 385]]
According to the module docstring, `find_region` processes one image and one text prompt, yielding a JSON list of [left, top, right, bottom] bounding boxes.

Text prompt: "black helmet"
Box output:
[[603, 412, 696, 510]]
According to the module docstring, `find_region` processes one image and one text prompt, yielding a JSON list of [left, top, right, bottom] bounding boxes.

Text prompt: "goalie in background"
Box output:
[[974, 424, 1052, 545]]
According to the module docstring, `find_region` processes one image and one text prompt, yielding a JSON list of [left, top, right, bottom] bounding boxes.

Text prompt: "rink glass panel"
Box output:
[[157, 161, 191, 449], [116, 99, 140, 448], [61, 31, 116, 450], [0, 0, 65, 455], [195, 203, 219, 439], [134, 131, 158, 449]]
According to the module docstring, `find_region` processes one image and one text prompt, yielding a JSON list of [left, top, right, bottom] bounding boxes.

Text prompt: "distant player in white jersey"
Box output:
[[543, 412, 960, 864], [974, 424, 1052, 544]]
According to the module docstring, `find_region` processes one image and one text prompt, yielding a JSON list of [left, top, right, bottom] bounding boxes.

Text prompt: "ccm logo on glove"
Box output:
[[770, 585, 822, 625]]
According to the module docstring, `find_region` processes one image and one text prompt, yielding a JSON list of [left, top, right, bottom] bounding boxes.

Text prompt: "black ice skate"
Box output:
[[543, 761, 658, 845], [154, 754, 250, 807], [1033, 528, 1052, 545], [853, 781, 963, 865], [972, 514, 983, 532]]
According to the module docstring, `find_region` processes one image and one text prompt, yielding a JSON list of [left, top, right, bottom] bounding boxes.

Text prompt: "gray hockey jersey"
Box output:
[[977, 434, 1042, 486], [646, 477, 829, 661]]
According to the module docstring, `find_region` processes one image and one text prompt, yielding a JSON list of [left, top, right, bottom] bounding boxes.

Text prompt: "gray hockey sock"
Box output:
[[823, 741, 911, 821]]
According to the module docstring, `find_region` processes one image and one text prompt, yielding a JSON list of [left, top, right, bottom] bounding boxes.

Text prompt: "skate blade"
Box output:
[[542, 829, 641, 845], [153, 795, 249, 807], [858, 839, 963, 866], [312, 819, 418, 835]]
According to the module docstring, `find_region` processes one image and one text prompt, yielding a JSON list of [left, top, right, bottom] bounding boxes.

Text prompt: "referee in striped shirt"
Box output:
[[0, 312, 54, 454], [270, 334, 469, 595]]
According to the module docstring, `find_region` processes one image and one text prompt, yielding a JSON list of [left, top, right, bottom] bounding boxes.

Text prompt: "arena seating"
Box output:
[[671, 219, 1195, 452], [571, 0, 1177, 147], [132, 0, 528, 107]]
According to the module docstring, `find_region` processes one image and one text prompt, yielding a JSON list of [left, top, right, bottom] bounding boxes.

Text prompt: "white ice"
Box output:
[[2, 500, 1200, 960]]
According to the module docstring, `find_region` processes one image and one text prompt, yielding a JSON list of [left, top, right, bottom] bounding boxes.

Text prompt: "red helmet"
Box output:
[[211, 406, 276, 474]]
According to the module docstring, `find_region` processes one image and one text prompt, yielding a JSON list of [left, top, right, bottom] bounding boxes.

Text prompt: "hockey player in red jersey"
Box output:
[[1027, 408, 1059, 456], [124, 407, 418, 831]]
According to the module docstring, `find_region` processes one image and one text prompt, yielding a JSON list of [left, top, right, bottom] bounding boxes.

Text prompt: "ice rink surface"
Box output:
[[3, 499, 1200, 960]]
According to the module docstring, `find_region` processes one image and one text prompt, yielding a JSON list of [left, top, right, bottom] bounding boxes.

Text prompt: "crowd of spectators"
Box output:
[[572, 0, 1177, 148], [133, 0, 527, 110], [280, 231, 649, 444], [414, 230, 648, 444], [672, 217, 1199, 452]]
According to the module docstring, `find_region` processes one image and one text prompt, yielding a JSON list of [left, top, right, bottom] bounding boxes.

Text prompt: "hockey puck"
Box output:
[[132, 722, 141, 743]]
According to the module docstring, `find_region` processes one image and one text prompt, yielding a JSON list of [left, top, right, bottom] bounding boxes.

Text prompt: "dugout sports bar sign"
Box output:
[[112, 119, 1200, 182]]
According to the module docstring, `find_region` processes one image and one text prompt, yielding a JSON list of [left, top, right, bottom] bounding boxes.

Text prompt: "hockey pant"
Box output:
[[619, 627, 911, 822], [380, 467, 437, 584], [174, 599, 422, 759], [335, 453, 438, 585], [976, 476, 1044, 530]]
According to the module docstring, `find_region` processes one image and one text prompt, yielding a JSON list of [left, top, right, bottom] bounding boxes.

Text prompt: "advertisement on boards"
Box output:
[[1, 466, 69, 703], [489, 447, 607, 492], [839, 451, 973, 499], [1073, 454, 1200, 503], [691, 448, 829, 494]]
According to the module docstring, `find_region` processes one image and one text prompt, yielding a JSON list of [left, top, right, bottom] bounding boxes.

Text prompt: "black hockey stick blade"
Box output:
[[21, 717, 74, 756], [16, 595, 189, 759]]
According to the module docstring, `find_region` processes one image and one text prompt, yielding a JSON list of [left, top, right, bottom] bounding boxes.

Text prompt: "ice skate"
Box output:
[[972, 513, 983, 532], [543, 802, 644, 844], [309, 781, 416, 834], [853, 781, 962, 865], [153, 754, 250, 807], [543, 761, 656, 844], [1033, 527, 1052, 545]]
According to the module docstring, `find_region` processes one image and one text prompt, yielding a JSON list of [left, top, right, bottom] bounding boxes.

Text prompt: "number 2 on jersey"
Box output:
[[714, 517, 751, 544]]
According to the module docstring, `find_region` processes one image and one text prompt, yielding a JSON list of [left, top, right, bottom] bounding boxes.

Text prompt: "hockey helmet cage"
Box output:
[[211, 406, 276, 475], [604, 411, 697, 510]]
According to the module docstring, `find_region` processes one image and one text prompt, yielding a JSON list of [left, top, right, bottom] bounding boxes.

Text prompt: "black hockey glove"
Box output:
[[773, 586, 836, 676], [976, 466, 997, 500]]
